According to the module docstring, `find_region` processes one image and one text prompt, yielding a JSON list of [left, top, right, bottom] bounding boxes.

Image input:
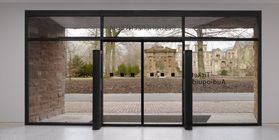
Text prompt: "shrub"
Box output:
[[69, 55, 84, 77], [116, 64, 140, 76], [219, 69, 228, 76], [127, 64, 140, 75], [68, 55, 94, 77], [134, 65, 140, 75], [118, 64, 128, 75], [79, 63, 93, 77]]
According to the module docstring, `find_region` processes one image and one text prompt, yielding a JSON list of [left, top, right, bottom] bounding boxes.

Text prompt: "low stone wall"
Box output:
[[65, 77, 254, 93]]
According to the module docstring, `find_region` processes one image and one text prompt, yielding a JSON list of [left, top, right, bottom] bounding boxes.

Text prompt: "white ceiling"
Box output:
[[0, 0, 279, 4]]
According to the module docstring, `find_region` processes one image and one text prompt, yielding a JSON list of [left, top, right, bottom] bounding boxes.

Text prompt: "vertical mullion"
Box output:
[[101, 43, 104, 124], [100, 16, 104, 51], [184, 50, 193, 130], [181, 16, 185, 126], [100, 16, 104, 125], [25, 13, 30, 125], [100, 16, 104, 39], [141, 41, 144, 125], [182, 16, 185, 38], [257, 14, 262, 126], [93, 50, 102, 130]]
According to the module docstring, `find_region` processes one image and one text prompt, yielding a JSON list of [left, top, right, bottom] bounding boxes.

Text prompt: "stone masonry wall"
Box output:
[[28, 18, 66, 122], [65, 77, 254, 93]]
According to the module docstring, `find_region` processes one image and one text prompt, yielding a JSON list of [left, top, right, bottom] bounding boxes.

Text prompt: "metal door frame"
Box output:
[[25, 10, 261, 128]]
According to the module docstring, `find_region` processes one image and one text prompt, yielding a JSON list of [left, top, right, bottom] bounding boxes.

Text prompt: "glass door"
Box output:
[[185, 41, 258, 124], [143, 42, 183, 124], [102, 42, 142, 124]]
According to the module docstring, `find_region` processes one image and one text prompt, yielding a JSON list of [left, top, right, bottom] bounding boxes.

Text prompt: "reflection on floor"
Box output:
[[1, 124, 279, 140], [41, 113, 257, 124], [41, 113, 92, 123]]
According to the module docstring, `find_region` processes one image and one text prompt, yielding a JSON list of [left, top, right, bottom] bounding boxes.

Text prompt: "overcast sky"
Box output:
[[66, 28, 253, 51]]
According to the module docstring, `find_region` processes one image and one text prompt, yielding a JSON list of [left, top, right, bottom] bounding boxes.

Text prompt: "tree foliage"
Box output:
[[79, 63, 93, 77], [127, 64, 140, 75], [117, 64, 128, 75], [69, 55, 93, 77], [219, 69, 228, 76], [116, 63, 140, 76]]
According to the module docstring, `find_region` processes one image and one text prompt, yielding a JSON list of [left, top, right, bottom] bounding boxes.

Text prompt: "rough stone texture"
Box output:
[[66, 78, 93, 93], [29, 17, 65, 38], [190, 41, 255, 76], [28, 18, 66, 122], [65, 77, 254, 93], [144, 45, 180, 77]]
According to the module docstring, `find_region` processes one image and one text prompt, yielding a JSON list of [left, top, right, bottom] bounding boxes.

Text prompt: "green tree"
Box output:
[[79, 63, 93, 77], [134, 65, 140, 75], [128, 65, 140, 75], [70, 55, 84, 77], [127, 64, 132, 75], [219, 69, 228, 76], [104, 28, 123, 76], [118, 63, 128, 75]]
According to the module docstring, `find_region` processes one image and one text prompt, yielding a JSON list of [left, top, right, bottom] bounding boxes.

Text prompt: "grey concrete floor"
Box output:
[[1, 123, 279, 140]]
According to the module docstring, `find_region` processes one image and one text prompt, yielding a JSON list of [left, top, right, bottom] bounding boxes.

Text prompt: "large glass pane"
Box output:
[[185, 17, 258, 38], [104, 17, 182, 37], [28, 41, 99, 123], [185, 41, 258, 124], [144, 42, 183, 124], [103, 42, 141, 124], [28, 17, 100, 38]]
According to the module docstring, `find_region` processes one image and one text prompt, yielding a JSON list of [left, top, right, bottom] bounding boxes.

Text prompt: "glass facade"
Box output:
[[26, 11, 261, 126], [185, 41, 258, 124]]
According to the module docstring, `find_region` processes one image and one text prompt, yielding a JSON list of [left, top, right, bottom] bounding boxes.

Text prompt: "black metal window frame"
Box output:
[[25, 10, 262, 126]]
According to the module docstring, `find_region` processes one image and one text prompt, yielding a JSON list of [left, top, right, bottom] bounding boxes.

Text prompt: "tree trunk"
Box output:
[[104, 29, 112, 76], [104, 28, 122, 76], [68, 49, 72, 80], [196, 29, 205, 74], [112, 44, 116, 73], [111, 29, 121, 73]]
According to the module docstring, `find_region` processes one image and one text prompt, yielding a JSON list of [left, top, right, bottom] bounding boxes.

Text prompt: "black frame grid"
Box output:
[[25, 10, 262, 126]]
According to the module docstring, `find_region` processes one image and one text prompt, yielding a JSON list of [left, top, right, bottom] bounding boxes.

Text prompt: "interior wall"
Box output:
[[0, 2, 278, 123]]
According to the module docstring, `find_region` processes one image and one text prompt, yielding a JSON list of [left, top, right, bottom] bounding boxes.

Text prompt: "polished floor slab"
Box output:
[[40, 113, 257, 123], [0, 123, 279, 140]]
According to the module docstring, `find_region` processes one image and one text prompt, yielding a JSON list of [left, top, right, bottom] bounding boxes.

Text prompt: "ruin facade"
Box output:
[[144, 41, 255, 78], [189, 41, 255, 76], [144, 45, 180, 77]]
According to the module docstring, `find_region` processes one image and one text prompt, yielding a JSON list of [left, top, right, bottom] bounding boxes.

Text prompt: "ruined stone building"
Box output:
[[144, 45, 180, 77], [189, 41, 255, 76], [144, 41, 255, 78]]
